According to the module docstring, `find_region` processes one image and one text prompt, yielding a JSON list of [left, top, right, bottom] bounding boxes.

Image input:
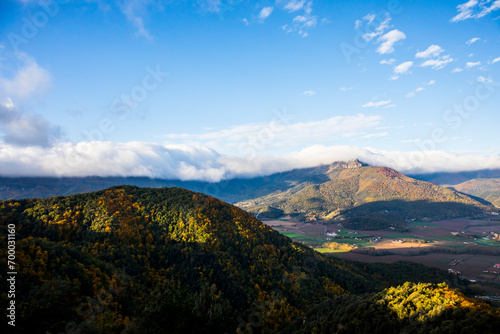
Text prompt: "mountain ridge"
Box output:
[[1, 185, 499, 333], [1, 161, 499, 214], [236, 164, 496, 229]]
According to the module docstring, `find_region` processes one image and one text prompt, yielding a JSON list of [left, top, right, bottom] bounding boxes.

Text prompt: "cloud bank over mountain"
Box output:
[[0, 141, 498, 181]]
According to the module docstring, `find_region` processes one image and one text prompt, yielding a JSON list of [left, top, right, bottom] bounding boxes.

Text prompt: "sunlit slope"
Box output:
[[1, 186, 498, 333], [237, 164, 494, 227], [0, 186, 375, 333], [451, 178, 500, 208]]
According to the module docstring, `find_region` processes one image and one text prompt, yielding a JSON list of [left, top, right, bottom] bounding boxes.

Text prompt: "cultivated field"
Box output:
[[262, 217, 500, 294]]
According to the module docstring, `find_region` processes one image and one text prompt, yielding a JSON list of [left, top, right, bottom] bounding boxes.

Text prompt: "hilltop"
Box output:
[[236, 161, 495, 230], [448, 178, 500, 208], [1, 186, 499, 333]]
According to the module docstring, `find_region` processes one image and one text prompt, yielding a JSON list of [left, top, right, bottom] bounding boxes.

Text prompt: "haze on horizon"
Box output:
[[0, 0, 499, 181]]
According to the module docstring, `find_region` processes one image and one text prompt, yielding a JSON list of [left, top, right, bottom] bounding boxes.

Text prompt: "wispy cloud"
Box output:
[[362, 99, 392, 108], [165, 114, 383, 153], [492, 57, 500, 64], [353, 13, 405, 54], [380, 58, 395, 65], [415, 45, 444, 58], [420, 55, 453, 70], [415, 45, 453, 70], [258, 6, 273, 21], [376, 29, 406, 54], [466, 61, 481, 68], [394, 61, 413, 74], [477, 75, 493, 83], [119, 0, 153, 39], [362, 14, 391, 41], [339, 86, 353, 92], [466, 37, 481, 45], [405, 80, 435, 98], [302, 90, 316, 96], [0, 53, 51, 99], [451, 0, 500, 22], [452, 67, 463, 73], [361, 132, 388, 139], [282, 1, 319, 37], [0, 98, 61, 147], [284, 0, 306, 12]]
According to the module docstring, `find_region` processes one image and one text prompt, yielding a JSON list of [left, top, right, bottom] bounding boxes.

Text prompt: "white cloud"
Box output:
[[451, 0, 500, 22], [0, 53, 51, 99], [196, 0, 223, 13], [451, 0, 479, 22], [415, 45, 444, 58], [362, 14, 391, 41], [466, 61, 481, 68], [492, 57, 500, 64], [242, 18, 249, 25], [394, 61, 413, 74], [380, 58, 395, 65], [376, 29, 406, 54], [452, 67, 463, 73], [302, 90, 316, 96], [339, 86, 353, 92], [420, 55, 454, 70], [477, 75, 493, 83], [363, 13, 376, 24], [165, 114, 383, 154], [119, 0, 152, 39], [0, 99, 61, 147], [284, 0, 306, 12], [1, 142, 499, 180], [406, 88, 422, 98], [416, 45, 453, 70], [259, 6, 273, 21], [362, 99, 392, 108], [354, 19, 362, 28], [282, 1, 318, 37], [466, 37, 481, 45], [361, 132, 388, 139], [405, 80, 435, 98]]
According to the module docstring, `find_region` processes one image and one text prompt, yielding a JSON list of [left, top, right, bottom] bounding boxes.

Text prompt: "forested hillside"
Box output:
[[237, 165, 494, 229], [280, 282, 500, 334], [450, 178, 500, 208], [1, 186, 499, 333]]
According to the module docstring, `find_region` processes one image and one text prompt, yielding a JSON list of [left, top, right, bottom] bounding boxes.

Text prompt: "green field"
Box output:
[[280, 231, 326, 244], [426, 235, 462, 242], [336, 229, 370, 238], [381, 233, 415, 239], [408, 221, 439, 227], [329, 238, 371, 247], [474, 239, 500, 247], [313, 247, 346, 253]]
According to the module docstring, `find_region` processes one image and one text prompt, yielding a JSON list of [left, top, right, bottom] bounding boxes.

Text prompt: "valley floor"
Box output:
[[263, 216, 500, 295]]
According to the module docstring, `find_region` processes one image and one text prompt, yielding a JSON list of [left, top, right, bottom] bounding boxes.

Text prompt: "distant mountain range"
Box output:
[[1, 161, 498, 225], [235, 161, 496, 230]]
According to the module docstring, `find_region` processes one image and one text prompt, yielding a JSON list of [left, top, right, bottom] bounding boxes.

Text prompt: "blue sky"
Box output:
[[0, 0, 499, 180]]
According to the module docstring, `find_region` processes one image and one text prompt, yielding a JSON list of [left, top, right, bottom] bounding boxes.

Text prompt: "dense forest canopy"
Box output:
[[1, 186, 499, 333]]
